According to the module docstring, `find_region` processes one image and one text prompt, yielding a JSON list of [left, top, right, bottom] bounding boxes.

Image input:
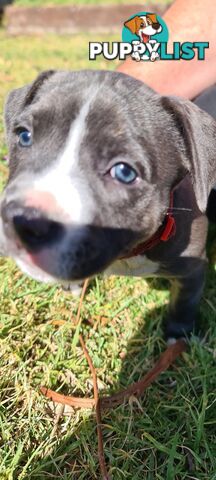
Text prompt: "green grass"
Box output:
[[14, 0, 171, 7], [0, 30, 216, 480]]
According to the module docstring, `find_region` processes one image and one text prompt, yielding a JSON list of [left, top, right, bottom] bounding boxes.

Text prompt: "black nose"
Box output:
[[152, 22, 160, 30], [1, 200, 64, 251]]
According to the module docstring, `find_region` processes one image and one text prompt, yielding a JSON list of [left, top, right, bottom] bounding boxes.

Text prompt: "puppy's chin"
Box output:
[[15, 256, 58, 284], [15, 256, 85, 295], [0, 216, 56, 283], [0, 215, 9, 257]]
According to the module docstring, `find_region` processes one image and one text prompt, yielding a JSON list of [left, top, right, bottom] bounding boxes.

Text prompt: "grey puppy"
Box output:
[[0, 70, 216, 339]]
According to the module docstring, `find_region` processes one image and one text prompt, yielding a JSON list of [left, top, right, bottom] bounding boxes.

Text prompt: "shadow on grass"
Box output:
[[16, 230, 216, 480]]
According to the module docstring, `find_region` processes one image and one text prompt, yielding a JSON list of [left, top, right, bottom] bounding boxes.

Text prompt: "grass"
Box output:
[[14, 0, 171, 7], [0, 29, 216, 480]]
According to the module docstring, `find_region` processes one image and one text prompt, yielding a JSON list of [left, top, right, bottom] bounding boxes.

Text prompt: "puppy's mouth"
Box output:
[[2, 222, 142, 283], [15, 252, 59, 284], [140, 24, 162, 41], [0, 225, 58, 283], [141, 33, 150, 43], [0, 195, 159, 283]]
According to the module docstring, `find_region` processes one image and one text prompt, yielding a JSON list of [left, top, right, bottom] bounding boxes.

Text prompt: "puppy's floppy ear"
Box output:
[[4, 84, 29, 137], [124, 16, 141, 34], [4, 70, 56, 137], [161, 95, 216, 213], [146, 13, 158, 24]]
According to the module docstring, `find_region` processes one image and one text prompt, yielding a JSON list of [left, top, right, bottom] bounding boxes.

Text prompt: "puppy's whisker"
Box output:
[[167, 207, 192, 212]]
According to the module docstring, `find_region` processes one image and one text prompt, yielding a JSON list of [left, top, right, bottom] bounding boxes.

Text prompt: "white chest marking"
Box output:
[[105, 254, 159, 277]]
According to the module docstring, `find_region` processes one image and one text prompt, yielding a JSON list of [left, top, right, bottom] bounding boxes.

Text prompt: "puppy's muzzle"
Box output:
[[0, 198, 137, 282], [1, 200, 64, 251]]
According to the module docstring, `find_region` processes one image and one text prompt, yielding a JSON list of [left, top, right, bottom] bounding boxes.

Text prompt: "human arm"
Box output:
[[117, 0, 216, 99]]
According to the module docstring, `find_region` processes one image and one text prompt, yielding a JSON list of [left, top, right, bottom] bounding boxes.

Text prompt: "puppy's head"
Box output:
[[124, 14, 162, 41], [1, 70, 215, 283]]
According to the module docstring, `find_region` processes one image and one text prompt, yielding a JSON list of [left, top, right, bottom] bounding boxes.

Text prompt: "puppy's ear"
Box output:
[[4, 70, 56, 136], [146, 13, 158, 24], [161, 95, 216, 213], [4, 84, 29, 136], [124, 16, 141, 34]]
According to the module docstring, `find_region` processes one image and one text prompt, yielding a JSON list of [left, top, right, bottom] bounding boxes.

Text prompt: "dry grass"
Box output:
[[0, 29, 215, 480]]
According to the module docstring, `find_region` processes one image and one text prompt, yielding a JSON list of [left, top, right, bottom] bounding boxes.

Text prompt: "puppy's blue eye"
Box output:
[[18, 130, 32, 147], [110, 163, 137, 184]]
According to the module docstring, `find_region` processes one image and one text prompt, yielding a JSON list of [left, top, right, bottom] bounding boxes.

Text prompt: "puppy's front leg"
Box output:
[[165, 263, 206, 340]]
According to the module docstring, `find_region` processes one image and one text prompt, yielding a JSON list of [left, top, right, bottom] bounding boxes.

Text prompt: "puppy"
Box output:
[[124, 14, 162, 61], [124, 14, 162, 44], [1, 70, 216, 340]]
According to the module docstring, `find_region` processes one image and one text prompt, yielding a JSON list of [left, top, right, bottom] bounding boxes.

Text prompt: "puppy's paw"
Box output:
[[164, 315, 196, 343], [167, 337, 178, 346], [150, 51, 160, 62], [167, 337, 187, 346], [131, 51, 141, 62]]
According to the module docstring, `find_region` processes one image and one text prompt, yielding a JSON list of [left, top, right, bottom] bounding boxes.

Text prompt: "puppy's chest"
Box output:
[[105, 254, 160, 277]]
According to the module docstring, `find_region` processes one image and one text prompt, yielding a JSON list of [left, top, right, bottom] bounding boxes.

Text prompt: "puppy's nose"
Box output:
[[152, 22, 160, 30], [2, 200, 64, 251]]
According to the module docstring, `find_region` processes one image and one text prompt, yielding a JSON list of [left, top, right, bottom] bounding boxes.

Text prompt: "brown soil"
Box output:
[[5, 4, 169, 35]]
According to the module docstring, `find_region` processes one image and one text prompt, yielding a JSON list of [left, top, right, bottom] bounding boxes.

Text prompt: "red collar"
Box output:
[[121, 191, 176, 259]]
